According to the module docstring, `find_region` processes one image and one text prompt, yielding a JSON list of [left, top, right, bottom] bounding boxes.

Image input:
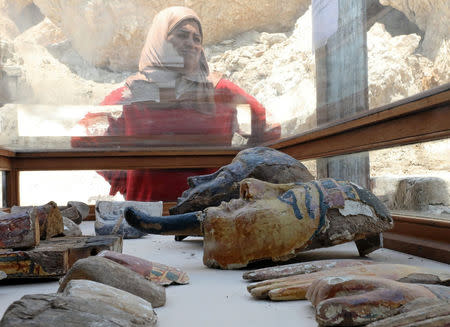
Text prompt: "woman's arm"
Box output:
[[215, 79, 280, 144]]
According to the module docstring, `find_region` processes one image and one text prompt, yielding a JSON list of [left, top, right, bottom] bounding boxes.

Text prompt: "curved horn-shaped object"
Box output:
[[124, 207, 203, 236]]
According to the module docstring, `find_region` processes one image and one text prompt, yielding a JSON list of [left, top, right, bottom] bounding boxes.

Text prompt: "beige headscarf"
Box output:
[[124, 6, 218, 114]]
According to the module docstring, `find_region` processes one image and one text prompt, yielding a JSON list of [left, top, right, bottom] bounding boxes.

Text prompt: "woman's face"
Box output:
[[167, 20, 202, 74]]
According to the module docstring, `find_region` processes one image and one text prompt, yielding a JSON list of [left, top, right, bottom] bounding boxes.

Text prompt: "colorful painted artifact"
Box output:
[[98, 250, 189, 285], [246, 262, 450, 300], [307, 275, 450, 326], [169, 146, 314, 216], [125, 178, 393, 269]]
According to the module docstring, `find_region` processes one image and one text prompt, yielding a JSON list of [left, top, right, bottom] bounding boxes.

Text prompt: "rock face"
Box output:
[[380, 0, 449, 60], [0, 293, 155, 326], [32, 0, 309, 71]]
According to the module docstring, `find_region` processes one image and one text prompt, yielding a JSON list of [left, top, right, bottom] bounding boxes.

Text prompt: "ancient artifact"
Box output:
[[11, 201, 64, 240], [62, 216, 82, 237], [246, 263, 450, 301], [0, 293, 155, 327], [98, 250, 189, 285], [125, 178, 393, 269], [0, 211, 40, 249], [170, 147, 314, 216], [0, 235, 122, 279], [62, 280, 157, 325], [242, 259, 375, 281], [307, 275, 450, 326], [366, 298, 450, 327], [58, 256, 166, 308], [95, 200, 162, 239]]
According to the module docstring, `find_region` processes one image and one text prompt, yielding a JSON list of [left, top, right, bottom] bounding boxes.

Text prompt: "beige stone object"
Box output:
[[58, 256, 166, 308], [380, 0, 449, 60], [32, 0, 309, 71], [61, 279, 157, 326]]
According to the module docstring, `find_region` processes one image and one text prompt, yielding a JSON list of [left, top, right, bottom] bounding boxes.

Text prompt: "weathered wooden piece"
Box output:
[[62, 280, 157, 325], [0, 235, 122, 279], [62, 217, 82, 237], [95, 200, 162, 239], [170, 147, 314, 216], [12, 202, 64, 240], [306, 276, 450, 326], [60, 206, 82, 225], [242, 259, 375, 282], [58, 256, 166, 308], [0, 294, 155, 327], [0, 212, 40, 249], [126, 178, 393, 269], [98, 250, 189, 285], [366, 299, 450, 327], [247, 263, 450, 301]]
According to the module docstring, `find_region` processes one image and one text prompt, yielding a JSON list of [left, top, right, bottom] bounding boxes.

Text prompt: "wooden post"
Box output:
[[314, 0, 370, 188], [5, 168, 19, 207]]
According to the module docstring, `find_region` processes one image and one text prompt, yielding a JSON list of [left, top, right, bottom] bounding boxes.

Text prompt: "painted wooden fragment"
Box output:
[[95, 200, 162, 239], [60, 206, 82, 225], [0, 235, 122, 279], [125, 178, 393, 269], [58, 256, 166, 308], [242, 259, 375, 282], [247, 263, 450, 301], [62, 217, 82, 237], [0, 211, 40, 249], [0, 294, 155, 326], [170, 146, 314, 216], [12, 202, 64, 240], [366, 298, 450, 327], [62, 280, 157, 325], [98, 250, 189, 285], [306, 276, 450, 326]]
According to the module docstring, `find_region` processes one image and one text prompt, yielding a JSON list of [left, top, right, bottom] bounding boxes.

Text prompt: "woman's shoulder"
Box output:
[[100, 85, 130, 105]]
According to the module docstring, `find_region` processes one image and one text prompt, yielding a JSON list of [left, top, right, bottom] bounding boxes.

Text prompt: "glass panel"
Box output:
[[19, 170, 124, 206], [0, 171, 5, 207], [320, 139, 450, 221], [0, 2, 447, 152]]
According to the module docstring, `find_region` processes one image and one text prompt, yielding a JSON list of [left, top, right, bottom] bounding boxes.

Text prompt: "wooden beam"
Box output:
[[5, 169, 19, 207], [0, 155, 11, 171]]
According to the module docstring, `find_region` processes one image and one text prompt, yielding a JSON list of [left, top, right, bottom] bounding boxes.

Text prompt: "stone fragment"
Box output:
[[60, 206, 82, 225], [58, 256, 166, 308], [0, 211, 40, 249], [0, 293, 155, 326], [62, 216, 82, 237], [247, 263, 450, 301], [61, 279, 157, 325], [11, 202, 64, 240], [306, 275, 450, 326], [126, 178, 393, 269], [95, 200, 161, 239], [98, 250, 189, 285], [170, 147, 314, 215], [0, 270, 6, 280], [242, 259, 375, 282]]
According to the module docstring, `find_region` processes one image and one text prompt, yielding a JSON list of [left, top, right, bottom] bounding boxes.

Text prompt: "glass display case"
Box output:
[[0, 0, 449, 272]]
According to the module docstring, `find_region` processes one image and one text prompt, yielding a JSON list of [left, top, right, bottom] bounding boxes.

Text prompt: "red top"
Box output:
[[76, 78, 279, 201]]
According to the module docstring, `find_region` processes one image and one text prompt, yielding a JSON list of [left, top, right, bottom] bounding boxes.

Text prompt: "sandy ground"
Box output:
[[1, 221, 449, 326]]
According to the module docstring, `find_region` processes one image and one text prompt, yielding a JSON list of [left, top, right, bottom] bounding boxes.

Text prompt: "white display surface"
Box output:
[[1, 221, 449, 326]]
